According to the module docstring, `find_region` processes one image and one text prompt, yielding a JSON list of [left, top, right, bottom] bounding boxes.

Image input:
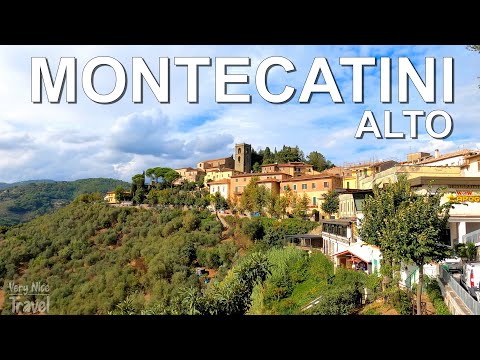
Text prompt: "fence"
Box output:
[[439, 267, 480, 315]]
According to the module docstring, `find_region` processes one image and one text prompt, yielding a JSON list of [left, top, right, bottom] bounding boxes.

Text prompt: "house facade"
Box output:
[[204, 168, 239, 186], [197, 156, 235, 171], [280, 174, 343, 215], [343, 160, 397, 189], [229, 172, 291, 198], [174, 167, 205, 185], [207, 179, 230, 199]]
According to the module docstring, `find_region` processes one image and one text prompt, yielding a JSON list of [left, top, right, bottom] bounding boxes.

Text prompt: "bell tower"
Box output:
[[235, 143, 252, 173]]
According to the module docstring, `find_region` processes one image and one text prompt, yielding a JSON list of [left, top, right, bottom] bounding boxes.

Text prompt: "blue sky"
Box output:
[[0, 45, 479, 183]]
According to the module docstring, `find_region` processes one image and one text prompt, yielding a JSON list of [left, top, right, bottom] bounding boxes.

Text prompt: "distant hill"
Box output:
[[0, 178, 130, 226], [0, 179, 56, 190]]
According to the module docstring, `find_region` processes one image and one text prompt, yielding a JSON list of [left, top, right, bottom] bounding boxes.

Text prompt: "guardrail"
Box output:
[[439, 267, 480, 315]]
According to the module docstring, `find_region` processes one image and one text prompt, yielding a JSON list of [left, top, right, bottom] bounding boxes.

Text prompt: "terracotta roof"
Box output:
[[199, 156, 233, 163], [231, 171, 290, 178], [205, 167, 236, 173], [261, 162, 312, 167], [207, 179, 231, 185], [281, 174, 342, 182], [346, 160, 397, 169], [175, 167, 197, 171], [414, 149, 477, 165], [318, 166, 351, 176]]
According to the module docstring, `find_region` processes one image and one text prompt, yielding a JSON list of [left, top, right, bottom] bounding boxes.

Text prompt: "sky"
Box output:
[[0, 45, 479, 183]]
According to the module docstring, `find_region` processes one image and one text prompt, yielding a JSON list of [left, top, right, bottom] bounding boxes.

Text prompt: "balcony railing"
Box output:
[[322, 231, 352, 245]]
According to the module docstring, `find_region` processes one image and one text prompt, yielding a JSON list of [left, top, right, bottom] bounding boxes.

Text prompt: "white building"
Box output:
[[207, 179, 230, 199]]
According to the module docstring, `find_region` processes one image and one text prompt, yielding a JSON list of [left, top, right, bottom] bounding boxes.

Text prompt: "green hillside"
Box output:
[[0, 178, 130, 226], [0, 180, 56, 190], [0, 201, 234, 314]]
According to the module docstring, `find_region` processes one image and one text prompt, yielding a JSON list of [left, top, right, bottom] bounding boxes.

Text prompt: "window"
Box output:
[[313, 197, 316, 206], [235, 178, 238, 182], [283, 185, 287, 191], [238, 156, 241, 162], [243, 186, 246, 190], [293, 184, 297, 191], [273, 176, 276, 179], [235, 186, 238, 193], [346, 182, 350, 189], [302, 184, 307, 190], [312, 183, 316, 189], [244, 178, 246, 182], [363, 168, 367, 177], [323, 181, 329, 188], [238, 148, 242, 154]]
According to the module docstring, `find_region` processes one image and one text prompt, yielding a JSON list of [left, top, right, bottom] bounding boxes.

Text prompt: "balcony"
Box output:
[[322, 231, 352, 245]]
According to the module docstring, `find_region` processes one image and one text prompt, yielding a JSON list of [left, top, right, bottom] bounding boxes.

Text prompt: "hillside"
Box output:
[[0, 178, 130, 226], [0, 201, 236, 314], [0, 179, 56, 190]]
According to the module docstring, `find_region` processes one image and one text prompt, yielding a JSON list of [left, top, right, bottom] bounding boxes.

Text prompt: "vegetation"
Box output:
[[0, 199, 239, 314], [424, 276, 451, 315], [252, 145, 334, 171], [0, 178, 130, 226], [320, 189, 339, 217], [359, 175, 452, 314]]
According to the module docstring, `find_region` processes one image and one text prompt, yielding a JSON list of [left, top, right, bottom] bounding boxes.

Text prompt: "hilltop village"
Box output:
[[104, 143, 480, 278]]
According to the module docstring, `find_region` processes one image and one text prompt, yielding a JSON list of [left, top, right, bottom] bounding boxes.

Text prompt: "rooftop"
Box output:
[[231, 171, 290, 178], [343, 159, 397, 169], [412, 149, 478, 165], [281, 174, 342, 182], [199, 155, 233, 163], [207, 179, 231, 185]]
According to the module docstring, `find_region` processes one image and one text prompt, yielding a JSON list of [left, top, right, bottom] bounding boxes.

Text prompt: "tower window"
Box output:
[[238, 156, 241, 162], [238, 148, 242, 154]]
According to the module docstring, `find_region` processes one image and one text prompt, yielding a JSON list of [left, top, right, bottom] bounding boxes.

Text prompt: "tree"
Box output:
[[252, 162, 262, 173], [251, 148, 264, 168], [262, 147, 274, 164], [393, 186, 451, 314], [306, 151, 334, 172], [131, 173, 146, 205], [321, 189, 339, 217], [467, 45, 480, 52], [114, 186, 125, 203], [292, 193, 309, 218], [239, 177, 268, 214], [359, 175, 452, 314]]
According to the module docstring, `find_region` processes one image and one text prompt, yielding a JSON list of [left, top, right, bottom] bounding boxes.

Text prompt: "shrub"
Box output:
[[241, 218, 264, 241], [389, 289, 412, 315]]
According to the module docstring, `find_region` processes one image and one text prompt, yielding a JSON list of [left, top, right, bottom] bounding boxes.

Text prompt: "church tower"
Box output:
[[235, 143, 252, 173]]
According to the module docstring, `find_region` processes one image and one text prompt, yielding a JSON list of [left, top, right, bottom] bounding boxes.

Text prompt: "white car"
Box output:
[[461, 262, 480, 301]]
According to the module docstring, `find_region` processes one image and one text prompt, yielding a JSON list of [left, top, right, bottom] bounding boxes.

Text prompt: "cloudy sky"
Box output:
[[0, 45, 479, 183]]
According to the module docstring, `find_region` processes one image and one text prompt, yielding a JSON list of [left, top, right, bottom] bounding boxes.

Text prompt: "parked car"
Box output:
[[460, 262, 480, 301], [440, 257, 463, 273]]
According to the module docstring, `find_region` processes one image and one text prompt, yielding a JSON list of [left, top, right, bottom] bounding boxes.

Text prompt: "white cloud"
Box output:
[[0, 45, 479, 183]]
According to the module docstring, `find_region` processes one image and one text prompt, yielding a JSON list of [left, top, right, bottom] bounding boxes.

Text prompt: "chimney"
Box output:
[[434, 149, 439, 159]]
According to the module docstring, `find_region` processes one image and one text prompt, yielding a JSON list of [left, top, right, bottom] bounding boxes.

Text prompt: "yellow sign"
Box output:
[[448, 191, 480, 203]]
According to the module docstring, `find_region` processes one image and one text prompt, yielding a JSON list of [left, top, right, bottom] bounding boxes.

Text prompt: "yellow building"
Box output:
[[104, 191, 131, 204], [204, 168, 239, 186], [343, 160, 397, 189]]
